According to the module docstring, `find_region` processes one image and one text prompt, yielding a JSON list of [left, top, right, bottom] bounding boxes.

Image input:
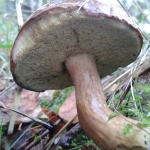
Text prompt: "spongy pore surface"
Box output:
[[11, 0, 142, 92]]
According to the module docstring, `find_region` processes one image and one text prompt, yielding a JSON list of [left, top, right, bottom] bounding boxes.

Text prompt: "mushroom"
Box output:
[[10, 0, 150, 149]]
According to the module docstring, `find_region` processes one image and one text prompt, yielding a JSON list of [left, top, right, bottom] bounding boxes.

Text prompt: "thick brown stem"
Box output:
[[66, 53, 150, 150]]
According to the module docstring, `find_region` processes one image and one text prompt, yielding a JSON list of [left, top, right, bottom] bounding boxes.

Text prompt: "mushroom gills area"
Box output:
[[65, 53, 150, 150]]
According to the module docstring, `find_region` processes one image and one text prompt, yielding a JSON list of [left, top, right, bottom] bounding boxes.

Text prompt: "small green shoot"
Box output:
[[57, 146, 63, 150], [108, 113, 117, 121], [34, 136, 41, 141]]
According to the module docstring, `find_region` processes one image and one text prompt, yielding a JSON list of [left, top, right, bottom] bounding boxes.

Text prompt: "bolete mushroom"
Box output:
[[10, 0, 150, 149]]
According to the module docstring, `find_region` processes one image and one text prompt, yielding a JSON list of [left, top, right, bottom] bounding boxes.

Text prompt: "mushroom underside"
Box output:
[[12, 13, 141, 92]]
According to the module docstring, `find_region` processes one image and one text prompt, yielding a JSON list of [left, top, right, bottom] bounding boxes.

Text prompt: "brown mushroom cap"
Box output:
[[11, 0, 142, 92]]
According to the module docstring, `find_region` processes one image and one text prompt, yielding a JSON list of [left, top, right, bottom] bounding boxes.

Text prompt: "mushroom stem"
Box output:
[[66, 53, 150, 150]]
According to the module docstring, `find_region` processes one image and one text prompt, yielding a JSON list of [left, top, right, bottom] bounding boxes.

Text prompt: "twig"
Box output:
[[0, 104, 53, 131], [116, 84, 131, 107]]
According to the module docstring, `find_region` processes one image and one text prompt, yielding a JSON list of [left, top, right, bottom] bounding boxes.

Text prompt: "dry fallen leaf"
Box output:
[[43, 109, 65, 134], [59, 90, 78, 123], [0, 89, 41, 124]]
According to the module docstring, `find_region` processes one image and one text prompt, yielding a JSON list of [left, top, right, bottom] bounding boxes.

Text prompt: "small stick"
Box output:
[[114, 84, 131, 110], [0, 104, 53, 131]]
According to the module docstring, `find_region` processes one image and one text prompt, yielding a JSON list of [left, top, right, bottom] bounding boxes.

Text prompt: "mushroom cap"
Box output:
[[11, 0, 142, 92]]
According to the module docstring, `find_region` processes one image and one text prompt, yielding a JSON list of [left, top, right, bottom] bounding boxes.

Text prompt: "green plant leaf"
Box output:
[[135, 96, 143, 101], [108, 113, 117, 121]]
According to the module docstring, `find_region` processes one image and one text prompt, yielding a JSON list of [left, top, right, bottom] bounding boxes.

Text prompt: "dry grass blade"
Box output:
[[0, 82, 15, 97], [104, 69, 131, 91], [7, 87, 22, 135], [15, 0, 23, 28]]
